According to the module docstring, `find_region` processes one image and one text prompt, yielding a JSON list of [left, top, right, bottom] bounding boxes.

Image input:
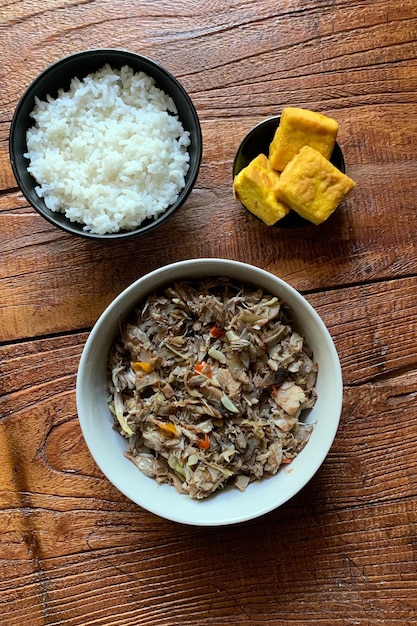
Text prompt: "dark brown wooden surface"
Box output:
[[1, 1, 417, 624]]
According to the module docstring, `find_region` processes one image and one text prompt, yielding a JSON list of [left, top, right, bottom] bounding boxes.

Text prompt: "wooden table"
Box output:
[[1, 1, 417, 624]]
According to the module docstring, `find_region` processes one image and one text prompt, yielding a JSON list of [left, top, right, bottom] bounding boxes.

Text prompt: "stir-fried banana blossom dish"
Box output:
[[108, 278, 318, 499]]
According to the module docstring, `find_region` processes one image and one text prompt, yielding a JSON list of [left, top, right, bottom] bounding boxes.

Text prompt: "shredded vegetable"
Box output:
[[107, 277, 317, 499]]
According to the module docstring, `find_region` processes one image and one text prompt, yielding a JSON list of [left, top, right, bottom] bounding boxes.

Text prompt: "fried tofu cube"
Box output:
[[269, 107, 338, 171], [233, 153, 290, 225], [276, 145, 356, 225]]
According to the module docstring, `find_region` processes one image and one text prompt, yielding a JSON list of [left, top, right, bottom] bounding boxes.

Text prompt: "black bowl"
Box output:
[[9, 49, 203, 240], [233, 116, 345, 228]]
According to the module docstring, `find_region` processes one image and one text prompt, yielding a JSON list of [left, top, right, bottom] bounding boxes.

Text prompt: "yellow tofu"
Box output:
[[233, 153, 290, 225], [276, 145, 356, 225], [269, 107, 338, 171]]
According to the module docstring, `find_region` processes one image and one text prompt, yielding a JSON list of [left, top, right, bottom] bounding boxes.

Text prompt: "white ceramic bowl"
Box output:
[[76, 259, 342, 525]]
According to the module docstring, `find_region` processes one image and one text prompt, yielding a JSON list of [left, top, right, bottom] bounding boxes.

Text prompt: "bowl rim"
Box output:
[[9, 48, 203, 240], [76, 258, 343, 526]]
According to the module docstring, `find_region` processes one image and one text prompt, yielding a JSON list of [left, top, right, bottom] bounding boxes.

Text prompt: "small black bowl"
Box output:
[[9, 49, 203, 240], [233, 116, 345, 228]]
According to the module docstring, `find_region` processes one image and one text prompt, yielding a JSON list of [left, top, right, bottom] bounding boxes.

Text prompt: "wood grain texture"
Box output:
[[1, 0, 417, 624]]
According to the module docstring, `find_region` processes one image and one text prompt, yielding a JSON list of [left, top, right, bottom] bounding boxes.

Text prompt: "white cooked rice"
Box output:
[[25, 64, 191, 235]]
